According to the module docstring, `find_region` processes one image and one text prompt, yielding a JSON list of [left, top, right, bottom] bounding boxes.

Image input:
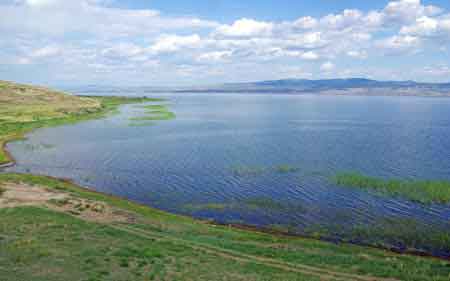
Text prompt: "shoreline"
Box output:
[[0, 136, 17, 168], [1, 96, 449, 262], [3, 166, 449, 261]]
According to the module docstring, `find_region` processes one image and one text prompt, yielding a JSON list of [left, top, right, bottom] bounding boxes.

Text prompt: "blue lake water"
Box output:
[[5, 93, 450, 257]]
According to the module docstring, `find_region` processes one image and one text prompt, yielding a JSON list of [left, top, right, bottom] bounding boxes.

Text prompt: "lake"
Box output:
[[6, 93, 450, 257]]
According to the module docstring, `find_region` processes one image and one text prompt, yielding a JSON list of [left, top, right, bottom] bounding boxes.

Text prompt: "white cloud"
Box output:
[[320, 62, 335, 72], [301, 51, 319, 60], [1, 0, 450, 84], [101, 43, 144, 59], [24, 0, 59, 7], [293, 16, 318, 29], [1, 0, 217, 37], [30, 45, 61, 58], [346, 50, 368, 59], [216, 18, 273, 37], [421, 65, 450, 76], [383, 0, 442, 24], [197, 51, 232, 62], [376, 35, 421, 54], [400, 16, 438, 36], [149, 34, 202, 54]]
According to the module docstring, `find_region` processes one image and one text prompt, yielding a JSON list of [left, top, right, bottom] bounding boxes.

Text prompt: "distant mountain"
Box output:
[[67, 78, 450, 97], [179, 78, 450, 96]]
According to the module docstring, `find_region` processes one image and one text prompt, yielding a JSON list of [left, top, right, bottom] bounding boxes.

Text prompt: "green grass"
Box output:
[[333, 172, 450, 204], [0, 173, 449, 281], [231, 165, 267, 176], [275, 165, 300, 174], [231, 164, 300, 177], [129, 103, 176, 123]]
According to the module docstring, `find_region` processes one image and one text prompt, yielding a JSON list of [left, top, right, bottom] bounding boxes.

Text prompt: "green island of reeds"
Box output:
[[333, 172, 450, 204], [231, 164, 300, 177], [0, 81, 449, 280], [129, 103, 176, 122]]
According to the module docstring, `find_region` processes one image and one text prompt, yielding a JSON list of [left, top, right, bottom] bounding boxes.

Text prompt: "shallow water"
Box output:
[[6, 93, 450, 257]]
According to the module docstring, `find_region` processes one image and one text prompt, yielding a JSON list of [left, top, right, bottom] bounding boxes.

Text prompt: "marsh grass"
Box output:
[[275, 165, 300, 174], [231, 164, 301, 177], [244, 198, 287, 211], [129, 103, 176, 123], [128, 121, 155, 127], [183, 203, 228, 212], [333, 172, 450, 204], [231, 166, 266, 176], [0, 186, 5, 197]]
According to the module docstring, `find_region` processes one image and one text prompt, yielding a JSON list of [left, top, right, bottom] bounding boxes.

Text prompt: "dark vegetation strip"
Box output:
[[333, 172, 450, 204]]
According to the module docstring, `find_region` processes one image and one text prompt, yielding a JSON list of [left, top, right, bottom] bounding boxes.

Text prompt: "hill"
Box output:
[[178, 78, 450, 96], [67, 78, 450, 96], [0, 80, 153, 166]]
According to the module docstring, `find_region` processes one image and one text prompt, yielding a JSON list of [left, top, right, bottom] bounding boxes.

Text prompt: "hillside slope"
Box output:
[[0, 80, 152, 165]]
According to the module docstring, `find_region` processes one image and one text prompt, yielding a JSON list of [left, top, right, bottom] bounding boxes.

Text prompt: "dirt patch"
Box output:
[[0, 182, 136, 224], [0, 182, 67, 208]]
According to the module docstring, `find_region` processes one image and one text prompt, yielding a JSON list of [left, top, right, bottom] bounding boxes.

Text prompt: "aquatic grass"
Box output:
[[183, 203, 228, 212], [140, 104, 168, 110], [333, 172, 450, 204], [129, 103, 176, 123], [130, 111, 176, 121], [244, 198, 288, 212], [275, 165, 300, 174], [128, 121, 155, 127], [231, 166, 267, 176]]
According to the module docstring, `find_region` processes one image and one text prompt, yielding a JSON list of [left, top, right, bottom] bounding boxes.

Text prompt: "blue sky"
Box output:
[[1, 0, 449, 86]]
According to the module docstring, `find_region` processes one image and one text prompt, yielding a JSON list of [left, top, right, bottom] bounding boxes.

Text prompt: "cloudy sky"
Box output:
[[1, 0, 450, 86]]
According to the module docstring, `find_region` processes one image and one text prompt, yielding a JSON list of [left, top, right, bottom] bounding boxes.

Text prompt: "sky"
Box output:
[[0, 0, 450, 86]]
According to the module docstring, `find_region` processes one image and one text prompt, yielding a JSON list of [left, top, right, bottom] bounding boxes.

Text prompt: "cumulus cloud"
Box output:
[[320, 62, 335, 72], [1, 0, 449, 84], [30, 45, 61, 58], [197, 51, 233, 62], [376, 35, 421, 54], [149, 34, 202, 54], [215, 18, 273, 37]]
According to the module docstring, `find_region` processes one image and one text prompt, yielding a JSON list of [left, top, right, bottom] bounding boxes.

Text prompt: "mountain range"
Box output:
[[67, 78, 450, 97]]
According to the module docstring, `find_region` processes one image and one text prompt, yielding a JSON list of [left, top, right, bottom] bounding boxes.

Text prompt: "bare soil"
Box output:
[[0, 182, 136, 224]]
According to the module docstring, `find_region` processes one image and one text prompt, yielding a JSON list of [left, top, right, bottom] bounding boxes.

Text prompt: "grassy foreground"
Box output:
[[334, 172, 450, 204], [1, 173, 450, 281], [0, 80, 160, 165]]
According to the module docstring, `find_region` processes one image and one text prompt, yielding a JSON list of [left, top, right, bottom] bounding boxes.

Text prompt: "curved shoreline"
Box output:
[[1, 98, 448, 261], [0, 137, 18, 168]]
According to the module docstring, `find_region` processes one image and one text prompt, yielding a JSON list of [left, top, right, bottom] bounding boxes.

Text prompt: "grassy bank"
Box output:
[[334, 172, 450, 204], [0, 80, 160, 165], [1, 173, 449, 281]]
